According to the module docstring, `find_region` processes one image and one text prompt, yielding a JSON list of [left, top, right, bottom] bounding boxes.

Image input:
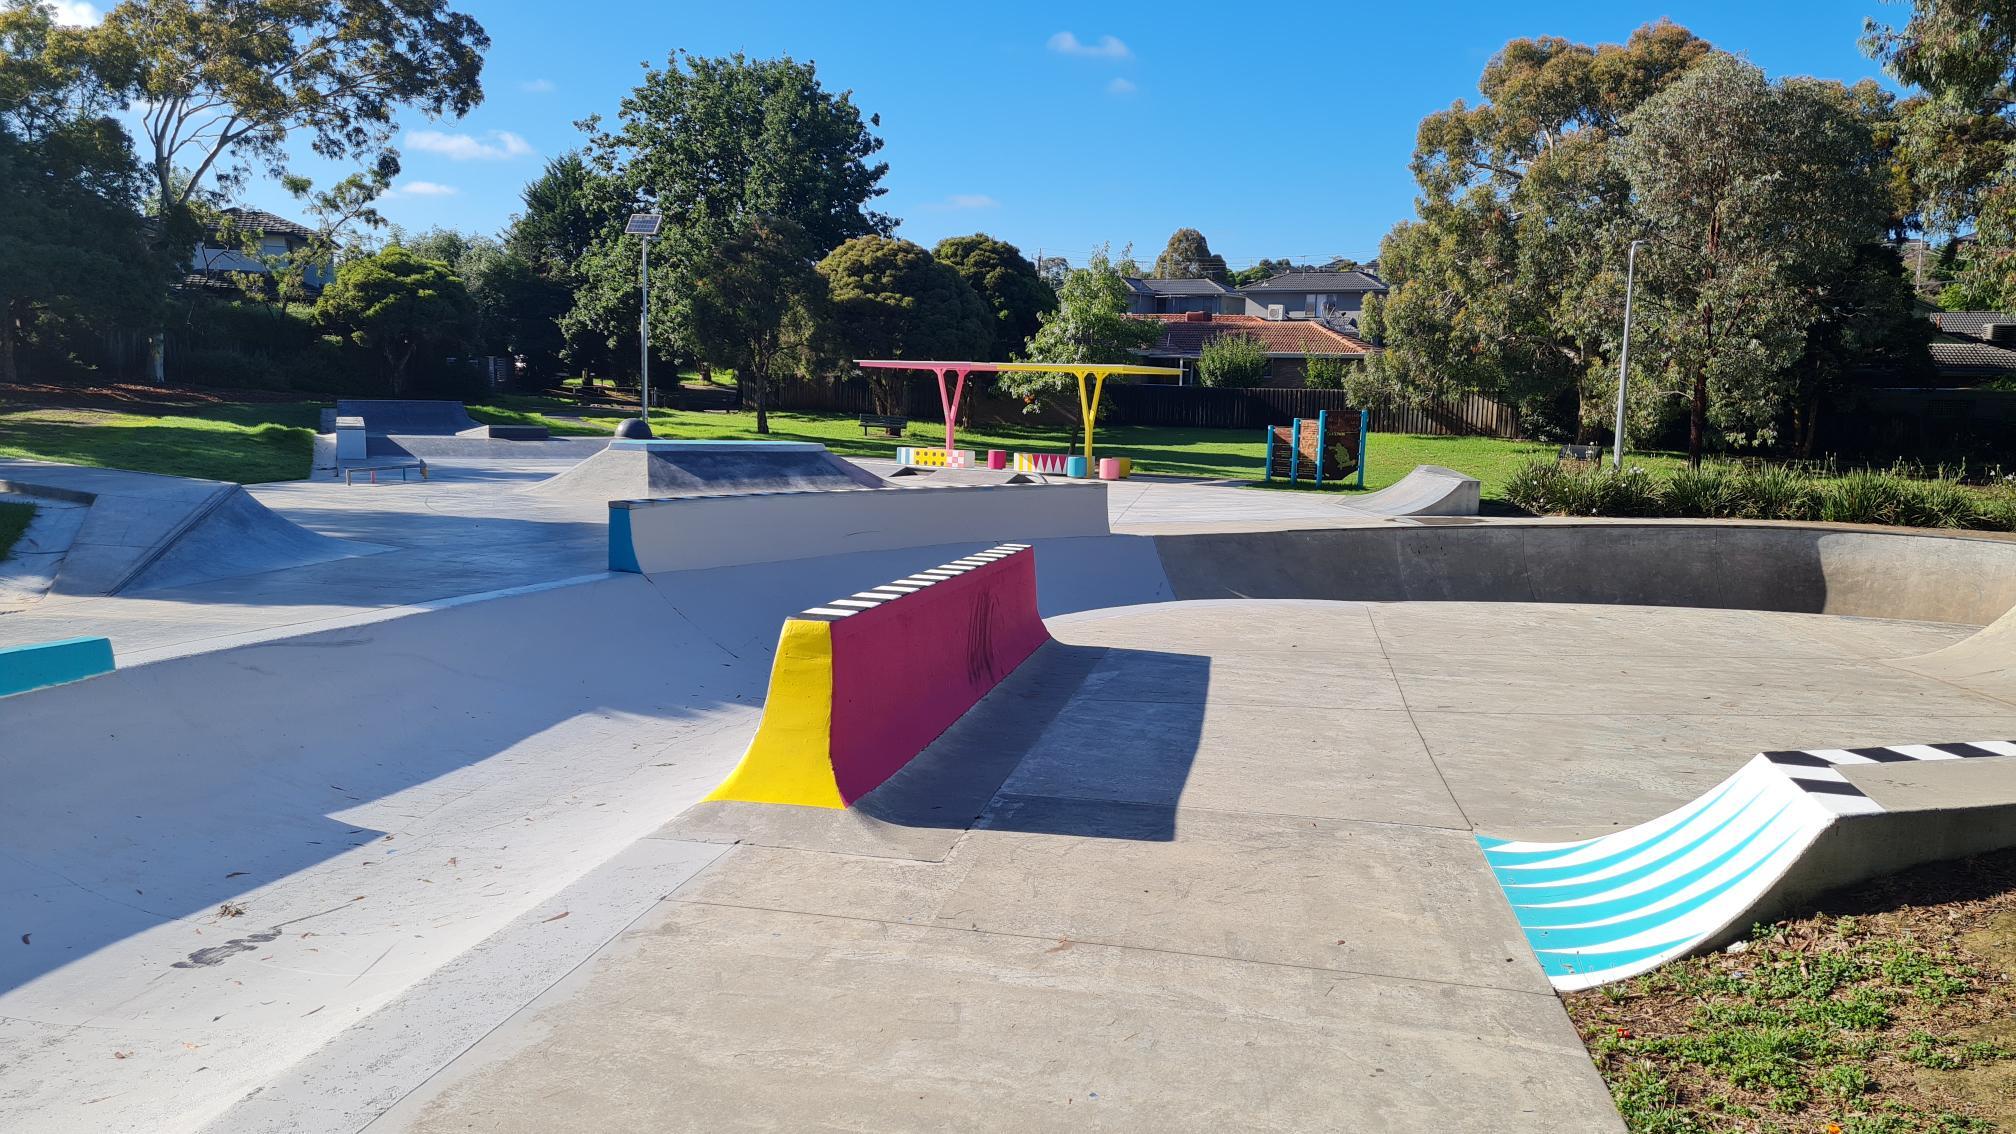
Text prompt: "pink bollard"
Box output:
[[1098, 457, 1122, 480], [987, 449, 1007, 470]]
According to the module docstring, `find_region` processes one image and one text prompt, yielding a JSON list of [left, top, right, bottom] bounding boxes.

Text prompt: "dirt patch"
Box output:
[[0, 378, 308, 413], [1566, 848, 2016, 1132]]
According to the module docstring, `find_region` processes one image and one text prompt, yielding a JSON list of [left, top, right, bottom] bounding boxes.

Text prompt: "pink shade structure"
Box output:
[[854, 360, 1181, 467]]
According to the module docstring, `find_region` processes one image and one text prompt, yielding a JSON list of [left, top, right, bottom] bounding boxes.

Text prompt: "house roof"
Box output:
[[1931, 310, 2016, 337], [1125, 276, 1235, 296], [1929, 333, 2016, 377], [1239, 270, 1387, 294], [1129, 313, 1370, 359], [216, 208, 316, 241]]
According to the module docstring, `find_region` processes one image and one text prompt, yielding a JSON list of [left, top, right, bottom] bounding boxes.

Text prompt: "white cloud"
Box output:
[[1107, 77, 1137, 96], [406, 130, 535, 161], [396, 181, 459, 197], [1047, 32, 1130, 60], [921, 194, 999, 212], [519, 78, 556, 94], [48, 0, 101, 26]]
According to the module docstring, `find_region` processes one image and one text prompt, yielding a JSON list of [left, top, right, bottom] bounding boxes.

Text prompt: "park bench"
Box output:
[[344, 459, 428, 485], [859, 414, 908, 437], [1557, 443, 1602, 471]]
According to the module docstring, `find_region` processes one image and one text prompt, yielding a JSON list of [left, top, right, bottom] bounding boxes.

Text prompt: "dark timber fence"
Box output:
[[760, 378, 1523, 439]]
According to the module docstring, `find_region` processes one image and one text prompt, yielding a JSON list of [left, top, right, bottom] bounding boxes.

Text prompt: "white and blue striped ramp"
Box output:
[[1479, 740, 2016, 991]]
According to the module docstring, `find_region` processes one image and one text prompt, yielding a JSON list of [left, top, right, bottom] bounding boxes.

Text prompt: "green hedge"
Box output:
[[1504, 460, 2016, 531]]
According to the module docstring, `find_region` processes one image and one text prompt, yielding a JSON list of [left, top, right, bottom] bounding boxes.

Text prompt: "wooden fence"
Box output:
[[759, 378, 1523, 439]]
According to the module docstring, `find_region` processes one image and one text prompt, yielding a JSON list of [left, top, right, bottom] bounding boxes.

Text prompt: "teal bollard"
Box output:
[[1066, 455, 1089, 478]]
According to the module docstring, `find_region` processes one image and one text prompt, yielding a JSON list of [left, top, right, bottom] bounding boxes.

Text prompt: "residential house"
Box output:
[[1129, 311, 1370, 387], [1926, 310, 2016, 385], [1123, 276, 1241, 315], [1235, 269, 1387, 326], [184, 209, 334, 295]]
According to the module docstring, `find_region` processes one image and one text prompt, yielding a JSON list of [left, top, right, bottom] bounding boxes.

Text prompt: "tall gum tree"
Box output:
[[1365, 21, 1710, 438], [1617, 54, 1890, 464]]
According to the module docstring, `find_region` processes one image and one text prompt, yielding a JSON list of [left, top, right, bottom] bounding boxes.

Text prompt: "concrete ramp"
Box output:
[[0, 459, 380, 596], [1893, 601, 2016, 703], [1480, 740, 2016, 990], [529, 439, 885, 503], [333, 399, 480, 436], [1339, 464, 1480, 518]]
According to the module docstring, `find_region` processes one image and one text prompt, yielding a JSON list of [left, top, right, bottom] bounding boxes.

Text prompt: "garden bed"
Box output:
[[1506, 461, 2016, 532], [1568, 849, 2016, 1133]]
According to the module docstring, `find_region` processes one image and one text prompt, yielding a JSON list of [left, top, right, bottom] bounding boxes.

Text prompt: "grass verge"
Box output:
[[1569, 849, 2016, 1133], [0, 405, 320, 483], [467, 396, 1590, 499], [0, 501, 32, 561]]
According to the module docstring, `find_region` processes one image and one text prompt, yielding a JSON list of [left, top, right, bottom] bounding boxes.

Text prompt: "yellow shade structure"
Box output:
[[855, 360, 1181, 466]]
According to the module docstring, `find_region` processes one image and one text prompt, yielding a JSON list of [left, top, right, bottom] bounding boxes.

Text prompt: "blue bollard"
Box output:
[[1066, 455, 1089, 478]]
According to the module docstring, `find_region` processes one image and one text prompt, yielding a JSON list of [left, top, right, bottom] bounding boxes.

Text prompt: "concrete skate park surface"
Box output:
[[7, 448, 2016, 1131]]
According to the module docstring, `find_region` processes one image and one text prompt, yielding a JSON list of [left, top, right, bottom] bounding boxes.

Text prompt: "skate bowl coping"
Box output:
[[609, 482, 1110, 573]]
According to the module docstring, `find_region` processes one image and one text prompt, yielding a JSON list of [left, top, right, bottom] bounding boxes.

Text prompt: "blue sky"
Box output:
[[116, 0, 1912, 269]]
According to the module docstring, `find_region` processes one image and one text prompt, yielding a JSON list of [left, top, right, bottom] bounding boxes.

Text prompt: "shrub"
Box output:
[[1819, 471, 1912, 526], [1303, 354, 1352, 390], [1662, 467, 1743, 518], [1728, 465, 1821, 521], [1195, 333, 1269, 388], [1503, 459, 1568, 514]]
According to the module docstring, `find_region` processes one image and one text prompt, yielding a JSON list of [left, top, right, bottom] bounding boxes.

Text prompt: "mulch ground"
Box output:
[[0, 378, 306, 414]]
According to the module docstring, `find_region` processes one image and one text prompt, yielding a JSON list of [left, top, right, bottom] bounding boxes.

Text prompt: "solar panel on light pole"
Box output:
[[627, 213, 664, 434]]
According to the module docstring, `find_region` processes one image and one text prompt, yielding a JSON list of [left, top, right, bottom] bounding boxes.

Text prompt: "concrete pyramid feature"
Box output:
[[528, 439, 885, 502], [1480, 740, 2016, 990], [0, 459, 381, 596]]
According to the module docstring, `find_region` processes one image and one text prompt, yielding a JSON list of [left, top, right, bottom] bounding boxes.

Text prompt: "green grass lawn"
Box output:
[[0, 405, 321, 483], [0, 389, 1649, 500], [0, 501, 32, 562], [471, 395, 1635, 500]]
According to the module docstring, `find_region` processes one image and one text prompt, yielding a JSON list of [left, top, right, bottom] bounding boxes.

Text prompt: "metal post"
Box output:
[[639, 236, 651, 424], [1611, 240, 1643, 470]]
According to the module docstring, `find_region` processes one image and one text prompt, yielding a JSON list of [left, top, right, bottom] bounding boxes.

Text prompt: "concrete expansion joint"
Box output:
[[664, 895, 1555, 999]]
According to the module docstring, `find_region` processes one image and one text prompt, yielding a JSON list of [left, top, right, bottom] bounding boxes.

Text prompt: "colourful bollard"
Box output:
[[1097, 457, 1122, 481], [1066, 455, 1089, 478], [987, 449, 1007, 470]]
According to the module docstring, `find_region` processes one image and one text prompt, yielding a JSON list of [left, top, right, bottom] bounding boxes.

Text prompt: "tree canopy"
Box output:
[[569, 51, 892, 379], [931, 233, 1056, 361], [1365, 20, 1713, 437], [0, 0, 165, 382], [88, 0, 487, 247], [1618, 53, 1892, 462], [1002, 245, 1162, 409], [316, 244, 473, 393], [687, 215, 826, 433], [1150, 227, 1229, 282]]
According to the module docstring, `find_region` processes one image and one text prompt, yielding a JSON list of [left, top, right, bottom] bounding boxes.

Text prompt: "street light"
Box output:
[[1611, 239, 1645, 470], [619, 212, 664, 439]]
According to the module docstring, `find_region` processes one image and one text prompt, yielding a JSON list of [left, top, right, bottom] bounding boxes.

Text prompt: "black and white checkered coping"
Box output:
[[1763, 741, 2016, 804], [793, 544, 1032, 622]]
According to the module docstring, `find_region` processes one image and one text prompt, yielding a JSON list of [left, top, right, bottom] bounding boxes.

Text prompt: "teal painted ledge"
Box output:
[[0, 636, 115, 698]]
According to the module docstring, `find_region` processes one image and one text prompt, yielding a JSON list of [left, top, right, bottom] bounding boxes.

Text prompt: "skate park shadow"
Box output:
[[0, 574, 769, 997], [853, 642, 1209, 842]]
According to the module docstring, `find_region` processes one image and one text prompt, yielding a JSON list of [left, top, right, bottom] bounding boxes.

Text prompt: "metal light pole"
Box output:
[[619, 212, 664, 439], [1611, 239, 1644, 470]]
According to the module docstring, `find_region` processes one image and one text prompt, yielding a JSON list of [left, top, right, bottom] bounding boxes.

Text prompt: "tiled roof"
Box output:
[[1239, 270, 1387, 294], [1931, 310, 2016, 338], [1129, 313, 1369, 358], [217, 208, 316, 241], [1929, 333, 2016, 376], [1125, 277, 1235, 296]]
